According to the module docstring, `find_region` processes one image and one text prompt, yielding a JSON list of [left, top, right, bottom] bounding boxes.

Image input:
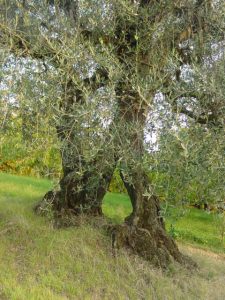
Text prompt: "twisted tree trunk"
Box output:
[[35, 79, 116, 217], [116, 170, 194, 268], [51, 149, 115, 216], [111, 85, 196, 268]]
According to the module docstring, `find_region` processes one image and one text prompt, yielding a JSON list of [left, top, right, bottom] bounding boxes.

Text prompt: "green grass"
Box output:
[[165, 207, 225, 254], [103, 192, 132, 224], [0, 172, 225, 300]]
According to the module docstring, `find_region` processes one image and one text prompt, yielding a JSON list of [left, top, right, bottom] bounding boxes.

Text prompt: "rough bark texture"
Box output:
[[111, 82, 196, 268], [35, 123, 116, 217], [35, 77, 115, 217], [112, 175, 195, 268], [35, 144, 116, 217]]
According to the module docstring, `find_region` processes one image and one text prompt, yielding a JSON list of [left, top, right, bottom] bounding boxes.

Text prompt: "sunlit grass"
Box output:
[[103, 192, 132, 224], [0, 172, 225, 299], [166, 208, 225, 253]]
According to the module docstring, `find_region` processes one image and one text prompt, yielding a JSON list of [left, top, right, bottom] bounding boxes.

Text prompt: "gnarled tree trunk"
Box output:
[[111, 85, 195, 268], [116, 170, 194, 268], [108, 0, 197, 268], [35, 148, 116, 223], [52, 150, 116, 216], [35, 79, 116, 217]]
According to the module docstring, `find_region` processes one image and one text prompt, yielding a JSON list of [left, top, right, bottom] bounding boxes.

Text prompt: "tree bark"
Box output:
[[116, 169, 195, 268], [35, 78, 116, 217], [111, 85, 196, 268], [35, 135, 116, 218]]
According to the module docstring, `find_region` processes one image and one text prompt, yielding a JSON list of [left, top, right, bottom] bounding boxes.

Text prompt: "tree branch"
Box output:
[[170, 96, 222, 126]]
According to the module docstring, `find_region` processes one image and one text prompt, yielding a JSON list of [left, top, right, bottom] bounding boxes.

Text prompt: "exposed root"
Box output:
[[110, 223, 197, 269], [34, 190, 104, 228]]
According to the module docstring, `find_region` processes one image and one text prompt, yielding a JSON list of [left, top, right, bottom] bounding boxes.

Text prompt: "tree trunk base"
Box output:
[[34, 190, 103, 227], [111, 223, 197, 269], [34, 190, 61, 214], [35, 191, 197, 269]]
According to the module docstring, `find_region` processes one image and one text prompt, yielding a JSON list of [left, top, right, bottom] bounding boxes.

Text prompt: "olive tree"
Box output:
[[1, 0, 224, 267]]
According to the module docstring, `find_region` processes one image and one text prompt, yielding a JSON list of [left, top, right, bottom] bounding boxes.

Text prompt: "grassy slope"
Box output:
[[0, 172, 225, 300]]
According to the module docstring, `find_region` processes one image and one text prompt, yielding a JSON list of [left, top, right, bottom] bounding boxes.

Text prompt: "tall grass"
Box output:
[[0, 172, 225, 299]]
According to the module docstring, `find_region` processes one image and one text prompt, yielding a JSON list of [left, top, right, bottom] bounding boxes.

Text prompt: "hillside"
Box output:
[[0, 172, 225, 300]]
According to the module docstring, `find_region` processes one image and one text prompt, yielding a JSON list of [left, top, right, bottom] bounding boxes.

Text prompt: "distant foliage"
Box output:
[[108, 168, 127, 194], [0, 136, 61, 178], [0, 107, 61, 178]]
